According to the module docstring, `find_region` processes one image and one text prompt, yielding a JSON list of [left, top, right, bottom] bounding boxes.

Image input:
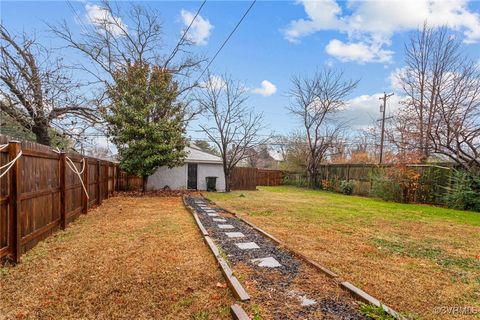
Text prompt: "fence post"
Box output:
[[8, 141, 22, 263], [346, 164, 350, 181], [83, 159, 89, 214], [116, 164, 120, 191], [107, 163, 111, 198], [96, 160, 101, 205], [60, 152, 66, 230]]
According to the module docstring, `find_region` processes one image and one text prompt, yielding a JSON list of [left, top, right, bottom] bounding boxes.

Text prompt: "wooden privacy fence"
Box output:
[[118, 171, 144, 191], [0, 135, 139, 263], [285, 163, 458, 204], [230, 167, 284, 190], [230, 167, 257, 190], [257, 169, 284, 186]]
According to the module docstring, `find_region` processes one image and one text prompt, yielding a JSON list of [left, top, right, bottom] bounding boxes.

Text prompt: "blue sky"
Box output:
[[2, 0, 480, 145]]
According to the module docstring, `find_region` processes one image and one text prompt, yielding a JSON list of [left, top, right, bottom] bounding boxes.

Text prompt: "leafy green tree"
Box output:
[[107, 61, 187, 191]]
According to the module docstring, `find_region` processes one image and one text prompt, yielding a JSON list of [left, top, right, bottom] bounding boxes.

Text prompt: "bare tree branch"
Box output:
[[196, 72, 269, 191], [287, 68, 358, 188]]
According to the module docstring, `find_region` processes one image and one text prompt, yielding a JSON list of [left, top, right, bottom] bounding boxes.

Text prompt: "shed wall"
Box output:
[[198, 163, 225, 192], [146, 165, 187, 191], [146, 163, 225, 192]]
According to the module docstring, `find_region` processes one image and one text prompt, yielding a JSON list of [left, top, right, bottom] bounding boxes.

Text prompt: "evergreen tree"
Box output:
[[107, 61, 187, 191]]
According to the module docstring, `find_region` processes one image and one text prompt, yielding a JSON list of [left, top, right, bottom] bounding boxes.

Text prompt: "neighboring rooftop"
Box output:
[[186, 145, 222, 164]]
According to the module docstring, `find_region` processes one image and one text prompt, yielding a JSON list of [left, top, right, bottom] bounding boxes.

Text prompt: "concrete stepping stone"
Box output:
[[213, 218, 227, 222], [251, 257, 282, 268], [207, 213, 219, 217], [218, 224, 235, 229], [235, 242, 260, 250], [205, 209, 217, 213], [225, 232, 245, 238], [300, 296, 316, 307]]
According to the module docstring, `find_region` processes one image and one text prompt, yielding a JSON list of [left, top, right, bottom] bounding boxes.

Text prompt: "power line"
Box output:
[[195, 0, 256, 83], [165, 0, 207, 66]]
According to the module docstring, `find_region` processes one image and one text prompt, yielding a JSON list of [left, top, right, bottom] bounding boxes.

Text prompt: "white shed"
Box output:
[[146, 146, 225, 192]]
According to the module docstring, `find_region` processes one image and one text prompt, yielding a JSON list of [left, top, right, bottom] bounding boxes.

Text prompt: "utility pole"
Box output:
[[379, 92, 394, 164]]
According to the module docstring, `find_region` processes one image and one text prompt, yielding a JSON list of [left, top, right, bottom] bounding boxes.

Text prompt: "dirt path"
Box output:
[[186, 196, 367, 320], [0, 196, 233, 320]]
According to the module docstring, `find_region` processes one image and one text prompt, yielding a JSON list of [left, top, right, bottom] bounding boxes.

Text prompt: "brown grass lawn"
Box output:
[[207, 186, 480, 320], [0, 196, 233, 320]]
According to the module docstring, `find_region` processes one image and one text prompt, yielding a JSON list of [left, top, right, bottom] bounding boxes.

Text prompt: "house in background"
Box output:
[[146, 145, 226, 192]]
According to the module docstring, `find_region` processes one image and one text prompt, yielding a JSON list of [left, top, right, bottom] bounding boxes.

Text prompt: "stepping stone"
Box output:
[[213, 218, 227, 222], [251, 257, 282, 268], [235, 242, 260, 250], [218, 224, 234, 229], [207, 213, 219, 217], [205, 210, 216, 213], [225, 232, 245, 238], [300, 296, 316, 307]]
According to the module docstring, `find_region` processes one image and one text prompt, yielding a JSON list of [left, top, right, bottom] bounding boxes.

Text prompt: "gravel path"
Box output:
[[186, 196, 368, 320]]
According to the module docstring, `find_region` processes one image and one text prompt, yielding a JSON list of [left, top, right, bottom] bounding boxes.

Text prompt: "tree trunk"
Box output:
[[142, 175, 148, 193], [32, 122, 51, 146], [224, 169, 231, 192]]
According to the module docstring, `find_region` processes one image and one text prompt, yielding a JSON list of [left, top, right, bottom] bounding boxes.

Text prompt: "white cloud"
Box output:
[[344, 93, 403, 128], [388, 67, 408, 92], [85, 4, 127, 37], [201, 75, 226, 91], [325, 39, 393, 64], [284, 0, 480, 63], [180, 9, 213, 46], [252, 80, 277, 97]]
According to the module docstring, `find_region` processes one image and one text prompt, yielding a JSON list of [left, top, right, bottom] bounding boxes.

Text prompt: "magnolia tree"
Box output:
[[107, 62, 187, 191], [52, 2, 203, 185]]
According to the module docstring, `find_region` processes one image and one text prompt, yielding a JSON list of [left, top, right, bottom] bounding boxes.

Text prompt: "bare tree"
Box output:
[[288, 68, 358, 188], [197, 74, 268, 191], [397, 24, 461, 160], [0, 25, 99, 145], [430, 60, 480, 172], [273, 133, 309, 172], [50, 1, 203, 120], [397, 23, 480, 172]]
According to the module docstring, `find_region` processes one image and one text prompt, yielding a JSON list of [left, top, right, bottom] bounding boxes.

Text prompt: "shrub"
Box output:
[[283, 173, 308, 187], [444, 171, 480, 212], [370, 165, 420, 203], [370, 170, 402, 202], [340, 180, 355, 195]]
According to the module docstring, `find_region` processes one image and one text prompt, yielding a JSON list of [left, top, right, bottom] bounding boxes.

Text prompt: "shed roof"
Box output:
[[185, 145, 222, 164]]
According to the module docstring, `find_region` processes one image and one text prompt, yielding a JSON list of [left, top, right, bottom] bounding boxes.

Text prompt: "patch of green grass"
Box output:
[[0, 267, 9, 277], [217, 304, 231, 318], [21, 244, 49, 263], [251, 304, 264, 320], [373, 238, 480, 271], [249, 209, 273, 217], [178, 298, 193, 307], [359, 303, 395, 320], [191, 311, 209, 320], [209, 186, 480, 226]]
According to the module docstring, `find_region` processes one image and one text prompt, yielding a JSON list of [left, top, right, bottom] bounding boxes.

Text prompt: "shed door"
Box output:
[[187, 163, 198, 190]]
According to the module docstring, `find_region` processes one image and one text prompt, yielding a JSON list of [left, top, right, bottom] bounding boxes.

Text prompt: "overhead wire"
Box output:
[[194, 0, 256, 84]]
